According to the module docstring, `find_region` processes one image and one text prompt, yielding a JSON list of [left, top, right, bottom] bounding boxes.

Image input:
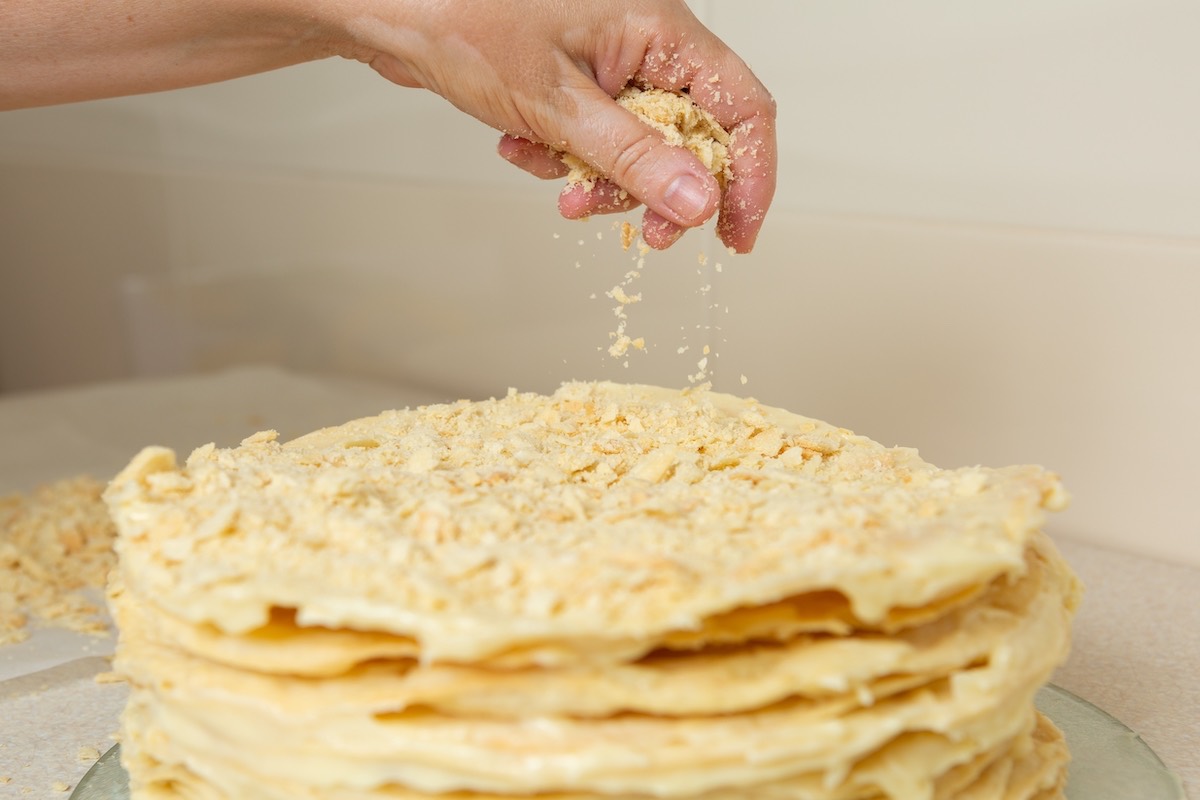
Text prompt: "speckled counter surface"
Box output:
[[0, 369, 1195, 798], [1050, 537, 1198, 797]]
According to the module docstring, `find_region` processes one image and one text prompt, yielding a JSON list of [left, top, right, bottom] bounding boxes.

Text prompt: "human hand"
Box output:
[[341, 0, 776, 252]]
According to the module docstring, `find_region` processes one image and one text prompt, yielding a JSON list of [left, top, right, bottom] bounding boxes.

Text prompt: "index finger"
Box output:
[[637, 35, 778, 253]]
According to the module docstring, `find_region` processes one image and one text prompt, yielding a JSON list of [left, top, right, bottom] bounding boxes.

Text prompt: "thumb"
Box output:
[[551, 82, 721, 228]]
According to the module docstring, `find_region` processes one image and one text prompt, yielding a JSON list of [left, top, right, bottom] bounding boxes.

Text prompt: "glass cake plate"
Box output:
[[70, 685, 1185, 800]]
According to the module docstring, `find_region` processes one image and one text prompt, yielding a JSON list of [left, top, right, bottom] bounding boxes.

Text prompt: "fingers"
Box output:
[[717, 111, 776, 253], [558, 181, 642, 219], [497, 135, 569, 180], [551, 76, 723, 230], [641, 210, 685, 250], [500, 135, 687, 250], [498, 135, 685, 250], [636, 32, 778, 253], [556, 184, 683, 251], [491, 7, 777, 253]]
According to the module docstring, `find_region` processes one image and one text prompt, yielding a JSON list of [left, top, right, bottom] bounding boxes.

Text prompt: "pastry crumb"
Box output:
[[0, 477, 116, 645], [561, 86, 732, 190], [620, 222, 638, 251], [557, 87, 736, 379]]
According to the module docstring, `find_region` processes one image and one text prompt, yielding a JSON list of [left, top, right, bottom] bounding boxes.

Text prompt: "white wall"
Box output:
[[1, 2, 1198, 564], [714, 0, 1200, 238], [4, 1, 1196, 235]]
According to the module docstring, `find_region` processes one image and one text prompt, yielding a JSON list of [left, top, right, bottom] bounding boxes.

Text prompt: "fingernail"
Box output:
[[664, 174, 712, 223]]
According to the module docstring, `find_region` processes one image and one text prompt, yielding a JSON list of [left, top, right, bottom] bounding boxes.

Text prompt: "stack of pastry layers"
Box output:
[[105, 381, 1081, 800]]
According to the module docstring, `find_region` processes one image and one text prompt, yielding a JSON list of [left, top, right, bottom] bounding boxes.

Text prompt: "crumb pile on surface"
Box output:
[[106, 382, 1080, 799], [1, 477, 116, 645]]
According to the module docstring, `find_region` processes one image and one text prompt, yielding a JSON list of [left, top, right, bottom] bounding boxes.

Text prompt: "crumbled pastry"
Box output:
[[0, 477, 116, 645], [106, 383, 1069, 662], [561, 86, 732, 191]]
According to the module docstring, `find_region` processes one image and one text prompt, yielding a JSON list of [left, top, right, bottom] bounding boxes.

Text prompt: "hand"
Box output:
[[346, 0, 777, 252]]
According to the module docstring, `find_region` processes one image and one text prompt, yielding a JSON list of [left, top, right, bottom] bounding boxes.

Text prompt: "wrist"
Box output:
[[278, 0, 414, 66]]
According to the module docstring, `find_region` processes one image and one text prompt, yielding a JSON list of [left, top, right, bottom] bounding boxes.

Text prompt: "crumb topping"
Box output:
[[106, 382, 1066, 660]]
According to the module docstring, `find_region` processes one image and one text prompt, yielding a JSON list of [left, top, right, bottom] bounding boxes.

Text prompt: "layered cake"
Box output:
[[105, 381, 1080, 799]]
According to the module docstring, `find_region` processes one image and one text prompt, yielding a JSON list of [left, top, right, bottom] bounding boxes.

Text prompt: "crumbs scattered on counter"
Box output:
[[50, 780, 71, 793], [0, 477, 116, 645], [76, 746, 101, 763]]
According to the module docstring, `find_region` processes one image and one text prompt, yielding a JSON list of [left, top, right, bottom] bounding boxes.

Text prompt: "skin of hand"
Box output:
[[0, 0, 775, 252], [352, 0, 777, 252]]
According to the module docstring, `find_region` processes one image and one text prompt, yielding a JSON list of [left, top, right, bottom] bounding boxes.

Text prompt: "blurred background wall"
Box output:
[[1, 0, 1198, 563]]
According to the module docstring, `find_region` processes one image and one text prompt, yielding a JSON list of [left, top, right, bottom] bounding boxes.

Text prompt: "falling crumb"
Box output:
[[608, 286, 641, 306], [578, 239, 585, 246], [51, 781, 71, 793], [596, 231, 603, 241], [608, 335, 634, 359], [677, 345, 690, 354], [552, 233, 560, 239], [715, 262, 723, 273], [703, 345, 711, 356], [620, 222, 638, 251], [688, 355, 712, 384], [77, 746, 101, 763], [566, 91, 736, 376]]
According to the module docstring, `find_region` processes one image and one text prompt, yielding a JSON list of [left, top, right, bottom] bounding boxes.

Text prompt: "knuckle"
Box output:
[[609, 133, 661, 188]]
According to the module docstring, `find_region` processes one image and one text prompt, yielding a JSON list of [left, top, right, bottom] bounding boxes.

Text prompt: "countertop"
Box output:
[[0, 367, 1195, 798]]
